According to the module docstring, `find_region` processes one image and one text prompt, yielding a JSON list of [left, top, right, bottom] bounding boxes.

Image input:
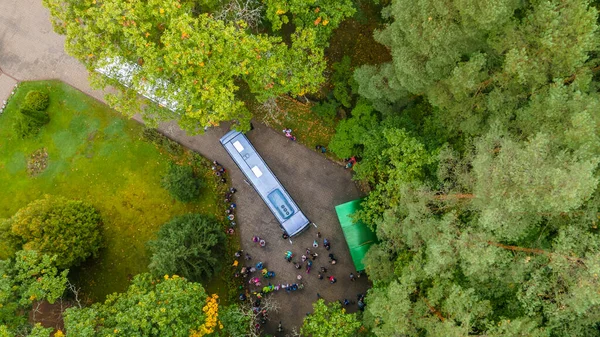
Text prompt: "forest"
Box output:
[[1, 0, 600, 336]]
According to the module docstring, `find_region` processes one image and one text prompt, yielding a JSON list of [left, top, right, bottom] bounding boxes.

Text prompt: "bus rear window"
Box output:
[[267, 189, 295, 220]]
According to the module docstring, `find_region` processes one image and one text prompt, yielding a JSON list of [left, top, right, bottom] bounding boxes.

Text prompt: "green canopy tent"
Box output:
[[335, 199, 378, 272]]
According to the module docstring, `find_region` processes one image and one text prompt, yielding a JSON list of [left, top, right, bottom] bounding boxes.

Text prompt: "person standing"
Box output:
[[350, 273, 355, 281]]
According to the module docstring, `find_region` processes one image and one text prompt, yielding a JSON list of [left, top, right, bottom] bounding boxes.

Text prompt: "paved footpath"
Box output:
[[0, 0, 368, 334]]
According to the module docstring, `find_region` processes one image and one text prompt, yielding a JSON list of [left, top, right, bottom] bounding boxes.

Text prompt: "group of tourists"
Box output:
[[282, 128, 297, 141], [213, 161, 237, 235], [211, 160, 229, 184]]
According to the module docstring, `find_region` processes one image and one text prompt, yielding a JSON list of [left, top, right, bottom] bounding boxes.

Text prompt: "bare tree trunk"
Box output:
[[67, 281, 84, 308], [485, 241, 585, 264]]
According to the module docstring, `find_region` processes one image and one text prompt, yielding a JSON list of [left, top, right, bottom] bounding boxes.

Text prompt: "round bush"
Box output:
[[12, 114, 39, 138], [7, 195, 103, 269], [161, 162, 202, 202], [23, 90, 50, 111]]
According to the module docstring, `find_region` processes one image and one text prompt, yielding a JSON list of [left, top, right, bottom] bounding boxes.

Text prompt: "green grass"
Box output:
[[0, 80, 222, 302]]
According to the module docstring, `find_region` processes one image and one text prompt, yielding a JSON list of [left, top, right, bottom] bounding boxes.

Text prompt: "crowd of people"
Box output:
[[213, 160, 238, 235], [214, 154, 365, 334]]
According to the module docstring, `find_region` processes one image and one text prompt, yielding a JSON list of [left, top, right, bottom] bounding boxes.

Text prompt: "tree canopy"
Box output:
[[0, 250, 68, 335], [148, 214, 225, 281], [342, 0, 600, 336], [301, 299, 362, 337], [4, 196, 103, 269], [42, 0, 354, 132], [63, 273, 213, 337], [161, 162, 203, 202]]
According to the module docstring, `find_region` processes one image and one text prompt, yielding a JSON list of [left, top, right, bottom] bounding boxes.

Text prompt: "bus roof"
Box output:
[[220, 130, 310, 237]]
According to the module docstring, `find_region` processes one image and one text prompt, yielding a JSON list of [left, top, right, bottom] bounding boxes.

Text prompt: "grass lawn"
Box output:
[[0, 80, 223, 302]]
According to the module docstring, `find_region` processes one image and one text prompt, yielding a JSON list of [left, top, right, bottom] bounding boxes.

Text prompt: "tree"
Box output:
[[349, 0, 600, 336], [148, 214, 225, 281], [263, 0, 355, 46], [22, 91, 50, 112], [331, 56, 357, 108], [7, 196, 103, 269], [64, 273, 212, 337], [161, 162, 203, 203], [328, 98, 378, 159], [42, 0, 354, 132], [357, 0, 599, 137], [301, 299, 362, 337], [213, 304, 252, 337], [0, 251, 68, 334]]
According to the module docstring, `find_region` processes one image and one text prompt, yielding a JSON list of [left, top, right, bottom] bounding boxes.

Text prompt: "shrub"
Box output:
[[0, 218, 22, 259], [331, 56, 357, 108], [312, 99, 340, 125], [12, 91, 51, 139], [148, 214, 225, 281], [329, 98, 378, 159], [23, 90, 50, 111], [161, 162, 202, 202], [20, 108, 50, 125], [142, 128, 184, 156], [12, 114, 40, 138], [7, 195, 103, 269]]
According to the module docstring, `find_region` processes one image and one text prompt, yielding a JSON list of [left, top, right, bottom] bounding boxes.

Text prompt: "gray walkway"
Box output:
[[0, 1, 367, 334]]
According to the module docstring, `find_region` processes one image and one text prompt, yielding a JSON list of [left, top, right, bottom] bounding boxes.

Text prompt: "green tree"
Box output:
[[331, 55, 356, 108], [7, 196, 103, 269], [351, 0, 600, 336], [263, 0, 355, 46], [148, 214, 225, 281], [301, 299, 362, 337], [22, 91, 50, 112], [161, 162, 203, 203], [63, 273, 210, 337], [42, 0, 349, 132], [214, 304, 252, 337], [328, 99, 378, 159], [0, 251, 68, 333], [357, 0, 599, 137]]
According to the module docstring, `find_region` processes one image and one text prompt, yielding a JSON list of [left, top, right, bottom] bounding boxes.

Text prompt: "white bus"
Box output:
[[220, 130, 310, 237]]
